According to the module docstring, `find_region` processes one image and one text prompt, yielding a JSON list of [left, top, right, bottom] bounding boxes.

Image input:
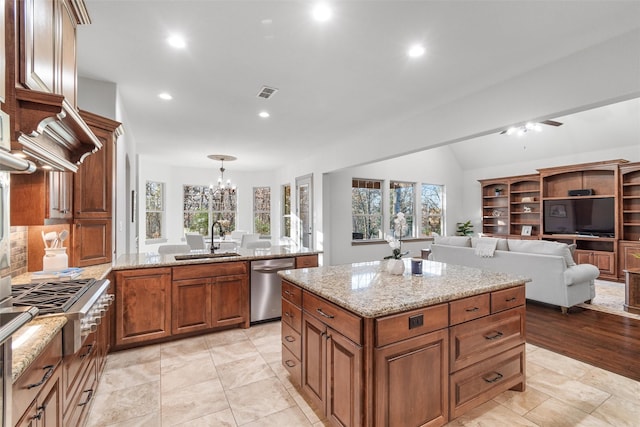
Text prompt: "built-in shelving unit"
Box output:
[[480, 178, 509, 236], [619, 162, 640, 277]]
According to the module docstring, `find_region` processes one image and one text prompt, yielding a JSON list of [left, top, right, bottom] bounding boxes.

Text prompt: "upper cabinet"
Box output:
[[0, 0, 6, 103], [4, 0, 99, 171]]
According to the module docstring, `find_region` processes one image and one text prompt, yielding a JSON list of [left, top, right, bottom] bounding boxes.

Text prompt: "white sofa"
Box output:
[[430, 236, 600, 313]]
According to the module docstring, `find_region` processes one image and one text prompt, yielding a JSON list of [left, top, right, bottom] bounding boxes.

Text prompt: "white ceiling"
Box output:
[[77, 1, 640, 172]]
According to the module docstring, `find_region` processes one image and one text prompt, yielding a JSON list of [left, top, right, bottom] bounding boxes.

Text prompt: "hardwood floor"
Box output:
[[526, 301, 640, 382]]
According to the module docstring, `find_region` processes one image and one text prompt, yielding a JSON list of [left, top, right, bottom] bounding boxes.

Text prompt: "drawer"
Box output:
[[450, 344, 525, 420], [282, 280, 302, 306], [376, 303, 448, 347], [491, 286, 525, 313], [449, 306, 525, 372], [295, 255, 318, 268], [173, 261, 247, 280], [64, 358, 97, 427], [282, 344, 301, 387], [449, 293, 490, 325], [282, 321, 302, 360], [282, 299, 302, 334], [13, 331, 63, 421], [303, 291, 362, 345]]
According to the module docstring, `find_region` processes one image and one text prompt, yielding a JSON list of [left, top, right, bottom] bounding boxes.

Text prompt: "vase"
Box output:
[[387, 259, 405, 275]]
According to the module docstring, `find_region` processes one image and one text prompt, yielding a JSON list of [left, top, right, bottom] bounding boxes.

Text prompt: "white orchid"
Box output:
[[385, 212, 409, 259]]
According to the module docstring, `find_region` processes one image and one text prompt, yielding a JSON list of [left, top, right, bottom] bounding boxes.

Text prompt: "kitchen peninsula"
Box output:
[[279, 260, 529, 427]]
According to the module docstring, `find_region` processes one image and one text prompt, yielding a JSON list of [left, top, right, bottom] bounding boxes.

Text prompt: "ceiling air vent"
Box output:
[[256, 86, 278, 99]]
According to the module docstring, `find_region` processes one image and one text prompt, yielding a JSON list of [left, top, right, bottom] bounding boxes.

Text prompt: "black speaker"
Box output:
[[568, 189, 593, 196]]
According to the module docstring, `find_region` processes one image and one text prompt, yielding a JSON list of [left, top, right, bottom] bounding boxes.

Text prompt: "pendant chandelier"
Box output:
[[207, 154, 237, 202]]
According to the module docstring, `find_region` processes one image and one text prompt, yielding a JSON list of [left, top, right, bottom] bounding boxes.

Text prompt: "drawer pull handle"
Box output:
[[506, 297, 517, 302], [316, 308, 335, 319], [78, 389, 94, 406], [465, 307, 479, 312], [32, 407, 44, 421], [284, 290, 291, 296], [284, 311, 292, 318], [285, 335, 296, 343], [80, 344, 94, 359], [484, 331, 504, 340], [285, 360, 296, 368], [483, 372, 504, 383], [27, 365, 55, 389]]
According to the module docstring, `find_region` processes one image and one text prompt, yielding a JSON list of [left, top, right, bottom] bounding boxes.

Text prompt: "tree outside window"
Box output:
[[390, 181, 415, 238], [282, 184, 291, 238], [183, 185, 237, 236], [253, 187, 271, 236], [421, 184, 444, 236], [145, 181, 165, 239], [352, 179, 382, 240]]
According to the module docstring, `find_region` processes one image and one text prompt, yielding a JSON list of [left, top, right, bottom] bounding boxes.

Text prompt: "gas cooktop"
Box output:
[[11, 278, 97, 315]]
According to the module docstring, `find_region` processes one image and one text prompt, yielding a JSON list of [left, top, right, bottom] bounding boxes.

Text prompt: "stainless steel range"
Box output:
[[11, 278, 113, 355]]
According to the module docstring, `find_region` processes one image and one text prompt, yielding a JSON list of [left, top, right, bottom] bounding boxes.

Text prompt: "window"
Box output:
[[282, 184, 291, 238], [390, 181, 415, 238], [145, 181, 165, 240], [182, 185, 237, 236], [253, 187, 271, 236], [352, 179, 383, 240], [183, 185, 211, 235], [421, 184, 444, 236]]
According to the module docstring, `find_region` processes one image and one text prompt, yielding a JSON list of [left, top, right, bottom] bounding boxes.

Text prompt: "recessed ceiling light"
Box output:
[[312, 3, 332, 22], [407, 44, 426, 58], [259, 111, 270, 118], [158, 92, 173, 100], [167, 35, 186, 49]]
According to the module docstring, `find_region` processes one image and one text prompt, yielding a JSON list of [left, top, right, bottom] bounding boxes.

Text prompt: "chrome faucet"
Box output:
[[210, 221, 224, 253]]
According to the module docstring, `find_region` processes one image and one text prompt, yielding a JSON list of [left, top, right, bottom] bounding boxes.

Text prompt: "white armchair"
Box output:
[[185, 233, 206, 250]]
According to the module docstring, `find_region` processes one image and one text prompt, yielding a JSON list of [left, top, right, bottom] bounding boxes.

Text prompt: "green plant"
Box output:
[[456, 220, 474, 236]]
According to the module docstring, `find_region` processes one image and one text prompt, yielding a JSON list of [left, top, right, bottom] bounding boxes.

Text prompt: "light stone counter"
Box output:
[[113, 246, 321, 270], [279, 259, 530, 318], [11, 315, 67, 382], [11, 262, 113, 286]]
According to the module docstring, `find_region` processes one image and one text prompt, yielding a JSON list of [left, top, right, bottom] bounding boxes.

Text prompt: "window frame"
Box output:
[[389, 180, 416, 239], [145, 180, 165, 242], [282, 184, 291, 238], [420, 183, 445, 237], [182, 184, 238, 236], [351, 178, 384, 241], [253, 186, 271, 236]]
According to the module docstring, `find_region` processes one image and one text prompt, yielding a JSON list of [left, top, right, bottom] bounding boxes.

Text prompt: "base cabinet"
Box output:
[[302, 313, 362, 427], [375, 329, 449, 427]]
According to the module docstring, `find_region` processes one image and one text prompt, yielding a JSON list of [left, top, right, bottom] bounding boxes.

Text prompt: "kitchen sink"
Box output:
[[174, 252, 241, 260]]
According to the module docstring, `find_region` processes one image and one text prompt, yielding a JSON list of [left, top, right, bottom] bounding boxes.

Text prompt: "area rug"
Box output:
[[576, 279, 640, 320]]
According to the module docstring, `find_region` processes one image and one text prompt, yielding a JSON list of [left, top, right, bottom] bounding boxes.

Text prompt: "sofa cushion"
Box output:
[[507, 240, 576, 267], [471, 237, 509, 251], [434, 236, 471, 247]]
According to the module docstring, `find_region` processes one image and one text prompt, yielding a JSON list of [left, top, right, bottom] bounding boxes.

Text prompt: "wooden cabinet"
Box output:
[[296, 254, 318, 268], [301, 312, 362, 427], [618, 241, 640, 278], [374, 304, 449, 427], [72, 219, 112, 267], [172, 262, 249, 336], [575, 249, 616, 276], [114, 267, 172, 347], [13, 332, 63, 427], [62, 331, 97, 427], [282, 281, 303, 387], [479, 178, 509, 236], [10, 171, 73, 225], [618, 163, 640, 277]]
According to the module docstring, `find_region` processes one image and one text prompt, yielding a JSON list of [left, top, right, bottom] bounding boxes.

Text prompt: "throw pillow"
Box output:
[[507, 240, 576, 267], [471, 237, 509, 251]]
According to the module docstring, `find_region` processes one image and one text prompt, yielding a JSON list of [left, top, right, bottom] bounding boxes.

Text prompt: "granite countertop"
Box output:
[[113, 246, 321, 270], [11, 263, 113, 286], [11, 315, 67, 383], [279, 259, 531, 318]]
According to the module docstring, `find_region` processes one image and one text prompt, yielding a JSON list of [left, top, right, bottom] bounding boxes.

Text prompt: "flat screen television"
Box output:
[[543, 197, 615, 236]]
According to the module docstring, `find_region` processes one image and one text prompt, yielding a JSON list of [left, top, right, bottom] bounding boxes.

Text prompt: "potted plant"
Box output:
[[456, 220, 474, 236], [384, 212, 409, 274], [494, 187, 504, 196]]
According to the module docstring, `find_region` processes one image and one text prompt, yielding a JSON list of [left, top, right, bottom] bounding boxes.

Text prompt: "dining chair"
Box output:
[[246, 240, 271, 249], [158, 244, 191, 255], [240, 233, 260, 248], [185, 233, 206, 250]]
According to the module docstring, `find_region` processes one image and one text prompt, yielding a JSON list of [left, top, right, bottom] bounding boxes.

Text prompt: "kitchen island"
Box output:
[[279, 259, 530, 427]]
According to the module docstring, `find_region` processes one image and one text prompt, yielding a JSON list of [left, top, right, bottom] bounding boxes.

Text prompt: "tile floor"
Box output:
[[86, 321, 640, 426]]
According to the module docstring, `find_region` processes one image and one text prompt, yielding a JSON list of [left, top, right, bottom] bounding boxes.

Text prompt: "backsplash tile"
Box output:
[[10, 226, 28, 277]]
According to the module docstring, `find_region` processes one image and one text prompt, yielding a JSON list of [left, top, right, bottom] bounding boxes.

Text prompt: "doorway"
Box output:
[[296, 174, 313, 250]]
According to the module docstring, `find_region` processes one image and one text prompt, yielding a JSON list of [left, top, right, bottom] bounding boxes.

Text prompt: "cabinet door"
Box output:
[[48, 171, 73, 220], [375, 329, 448, 427], [73, 134, 112, 218], [39, 367, 63, 427], [115, 268, 172, 346], [212, 274, 249, 328], [302, 313, 326, 413], [172, 278, 212, 335], [72, 219, 112, 266], [619, 242, 640, 277], [575, 250, 615, 276], [15, 399, 38, 427], [326, 328, 363, 427]]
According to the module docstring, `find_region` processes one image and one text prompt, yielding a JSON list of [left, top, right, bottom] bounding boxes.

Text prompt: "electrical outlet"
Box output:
[[408, 314, 423, 329]]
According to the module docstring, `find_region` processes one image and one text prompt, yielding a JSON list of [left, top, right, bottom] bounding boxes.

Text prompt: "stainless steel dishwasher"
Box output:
[[250, 257, 296, 323]]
